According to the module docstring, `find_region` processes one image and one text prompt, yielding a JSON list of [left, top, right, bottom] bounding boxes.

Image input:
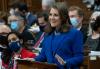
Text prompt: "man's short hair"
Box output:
[[68, 6, 84, 17], [17, 2, 28, 12]]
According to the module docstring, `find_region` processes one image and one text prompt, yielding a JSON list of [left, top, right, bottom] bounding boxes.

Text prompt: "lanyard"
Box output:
[[33, 32, 45, 48]]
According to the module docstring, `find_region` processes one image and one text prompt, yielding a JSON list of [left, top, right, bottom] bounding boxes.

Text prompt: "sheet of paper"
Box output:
[[89, 51, 100, 56]]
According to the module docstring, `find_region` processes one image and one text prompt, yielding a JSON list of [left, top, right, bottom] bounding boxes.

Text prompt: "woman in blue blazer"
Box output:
[[35, 2, 84, 69]]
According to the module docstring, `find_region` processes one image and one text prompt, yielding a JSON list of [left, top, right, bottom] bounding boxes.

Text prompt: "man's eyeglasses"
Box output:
[[8, 19, 24, 24]]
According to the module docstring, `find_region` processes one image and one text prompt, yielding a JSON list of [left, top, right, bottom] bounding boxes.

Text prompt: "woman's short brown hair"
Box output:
[[68, 6, 84, 17]]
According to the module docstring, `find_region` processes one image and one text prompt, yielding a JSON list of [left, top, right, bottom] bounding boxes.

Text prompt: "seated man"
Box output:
[[8, 15, 36, 50]]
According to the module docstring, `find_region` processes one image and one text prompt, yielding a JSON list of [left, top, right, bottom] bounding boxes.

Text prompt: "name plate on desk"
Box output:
[[17, 59, 57, 69], [90, 56, 96, 60]]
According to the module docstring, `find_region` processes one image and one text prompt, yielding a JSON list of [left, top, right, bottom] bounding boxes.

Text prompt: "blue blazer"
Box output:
[[35, 28, 84, 69]]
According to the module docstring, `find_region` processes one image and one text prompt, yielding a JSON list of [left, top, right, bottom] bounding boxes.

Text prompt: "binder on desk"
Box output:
[[16, 59, 57, 69]]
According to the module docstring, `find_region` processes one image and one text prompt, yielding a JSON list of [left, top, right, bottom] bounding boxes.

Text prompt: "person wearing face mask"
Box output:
[[10, 20, 20, 31], [28, 12, 49, 52], [85, 16, 100, 51], [0, 25, 11, 69], [7, 32, 36, 58], [10, 2, 37, 27], [68, 6, 88, 44], [2, 32, 36, 69], [88, 11, 100, 36], [0, 25, 11, 51], [33, 12, 48, 48], [8, 15, 36, 51], [0, 25, 11, 68], [8, 15, 24, 32], [0, 35, 7, 51]]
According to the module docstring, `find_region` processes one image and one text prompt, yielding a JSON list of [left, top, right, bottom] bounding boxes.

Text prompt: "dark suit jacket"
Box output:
[[80, 24, 89, 44], [26, 13, 37, 27]]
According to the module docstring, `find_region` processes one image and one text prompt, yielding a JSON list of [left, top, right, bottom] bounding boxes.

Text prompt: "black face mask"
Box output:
[[39, 25, 47, 32], [0, 35, 7, 45]]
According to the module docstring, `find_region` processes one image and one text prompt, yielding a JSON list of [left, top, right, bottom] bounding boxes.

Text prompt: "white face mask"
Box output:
[[70, 17, 79, 27]]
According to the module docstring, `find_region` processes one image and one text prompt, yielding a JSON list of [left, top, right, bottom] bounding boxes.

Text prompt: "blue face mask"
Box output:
[[9, 41, 21, 52], [70, 17, 79, 27], [10, 21, 19, 31]]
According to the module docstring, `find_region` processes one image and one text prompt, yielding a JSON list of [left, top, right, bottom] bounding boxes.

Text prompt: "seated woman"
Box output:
[[2, 32, 36, 69], [85, 16, 100, 51]]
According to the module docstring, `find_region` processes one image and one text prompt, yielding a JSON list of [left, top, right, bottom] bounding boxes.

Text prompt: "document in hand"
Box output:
[[55, 54, 66, 65]]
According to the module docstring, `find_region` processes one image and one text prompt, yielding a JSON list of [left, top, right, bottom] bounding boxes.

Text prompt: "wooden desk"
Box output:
[[17, 56, 100, 69], [17, 60, 57, 69], [88, 56, 100, 69], [80, 56, 100, 69]]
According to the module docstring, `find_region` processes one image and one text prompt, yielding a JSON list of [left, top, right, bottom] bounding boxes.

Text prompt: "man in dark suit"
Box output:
[[68, 6, 88, 44]]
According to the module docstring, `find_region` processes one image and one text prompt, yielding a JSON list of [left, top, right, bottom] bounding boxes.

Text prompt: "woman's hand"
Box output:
[[23, 58, 35, 61]]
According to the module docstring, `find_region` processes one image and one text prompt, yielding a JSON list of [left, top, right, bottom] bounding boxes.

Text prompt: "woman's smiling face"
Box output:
[[49, 8, 61, 28]]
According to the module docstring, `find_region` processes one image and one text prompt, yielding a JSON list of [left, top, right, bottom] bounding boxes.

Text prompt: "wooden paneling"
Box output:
[[0, 0, 41, 12], [0, 0, 8, 11], [0, 0, 67, 13], [56, 0, 65, 2], [31, 0, 42, 12]]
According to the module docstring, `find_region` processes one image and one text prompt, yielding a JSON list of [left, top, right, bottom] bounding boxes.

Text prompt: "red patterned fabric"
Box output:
[[20, 48, 36, 58], [2, 48, 36, 69]]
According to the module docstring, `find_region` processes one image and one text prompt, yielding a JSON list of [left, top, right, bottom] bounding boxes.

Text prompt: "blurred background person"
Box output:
[[2, 32, 36, 69], [0, 24, 11, 69], [28, 11, 50, 53], [33, 11, 49, 48], [68, 6, 88, 44], [8, 15, 35, 51], [0, 24, 11, 51], [88, 11, 100, 36], [85, 16, 100, 51], [9, 2, 37, 28], [42, 0, 55, 12]]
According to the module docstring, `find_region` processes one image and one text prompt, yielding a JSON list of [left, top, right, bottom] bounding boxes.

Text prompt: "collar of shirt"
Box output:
[[77, 26, 82, 30], [26, 12, 31, 19]]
